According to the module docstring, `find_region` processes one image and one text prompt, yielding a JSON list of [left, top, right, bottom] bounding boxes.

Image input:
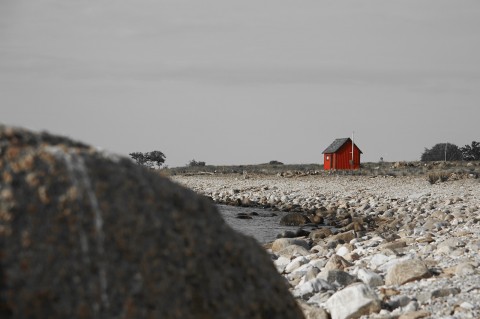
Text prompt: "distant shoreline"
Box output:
[[166, 160, 480, 179], [172, 171, 480, 215]]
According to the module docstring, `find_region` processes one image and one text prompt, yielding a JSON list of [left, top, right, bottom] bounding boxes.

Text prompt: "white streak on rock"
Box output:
[[59, 150, 110, 314]]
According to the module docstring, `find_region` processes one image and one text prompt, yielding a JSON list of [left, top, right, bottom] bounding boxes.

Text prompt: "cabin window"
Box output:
[[326, 156, 330, 160]]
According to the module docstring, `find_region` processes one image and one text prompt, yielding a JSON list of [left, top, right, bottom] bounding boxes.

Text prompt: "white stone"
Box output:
[[401, 300, 419, 313], [357, 268, 384, 287], [292, 278, 334, 299], [307, 291, 333, 307], [288, 269, 307, 282], [369, 254, 390, 269], [273, 256, 290, 273], [271, 238, 309, 252], [456, 262, 477, 276], [288, 263, 314, 281], [325, 283, 381, 319], [460, 302, 474, 310], [385, 259, 430, 286], [311, 245, 329, 255], [336, 246, 350, 257], [309, 258, 328, 269], [285, 256, 308, 273], [298, 266, 321, 286], [370, 236, 385, 242], [378, 255, 412, 273]]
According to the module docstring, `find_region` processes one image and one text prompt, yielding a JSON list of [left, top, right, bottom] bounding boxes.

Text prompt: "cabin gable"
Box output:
[[322, 138, 362, 170]]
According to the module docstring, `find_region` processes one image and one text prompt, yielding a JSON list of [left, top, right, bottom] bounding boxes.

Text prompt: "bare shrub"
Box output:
[[439, 172, 449, 182], [427, 172, 450, 184]]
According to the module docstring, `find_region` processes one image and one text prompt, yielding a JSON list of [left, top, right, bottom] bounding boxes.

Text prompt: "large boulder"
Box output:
[[271, 238, 310, 253], [385, 259, 431, 286], [0, 126, 304, 319]]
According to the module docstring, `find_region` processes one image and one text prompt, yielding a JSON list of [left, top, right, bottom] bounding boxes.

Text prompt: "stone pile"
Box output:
[[175, 173, 480, 318]]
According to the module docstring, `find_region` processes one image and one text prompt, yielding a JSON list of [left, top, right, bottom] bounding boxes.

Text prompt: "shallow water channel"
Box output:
[[217, 204, 299, 244]]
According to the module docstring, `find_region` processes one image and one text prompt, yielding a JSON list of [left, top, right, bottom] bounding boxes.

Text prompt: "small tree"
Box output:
[[269, 160, 284, 165], [460, 141, 480, 161], [188, 159, 206, 167], [421, 143, 462, 162], [129, 150, 166, 169]]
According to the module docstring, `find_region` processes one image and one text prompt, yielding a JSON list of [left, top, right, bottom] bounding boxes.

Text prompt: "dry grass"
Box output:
[[163, 161, 480, 179]]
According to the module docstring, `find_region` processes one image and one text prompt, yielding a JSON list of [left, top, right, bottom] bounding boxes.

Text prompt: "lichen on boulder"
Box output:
[[0, 125, 304, 319]]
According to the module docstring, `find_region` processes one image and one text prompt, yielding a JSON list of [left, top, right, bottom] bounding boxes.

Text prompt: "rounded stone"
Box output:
[[325, 283, 381, 319], [271, 238, 310, 252], [279, 212, 311, 226], [385, 259, 431, 286]]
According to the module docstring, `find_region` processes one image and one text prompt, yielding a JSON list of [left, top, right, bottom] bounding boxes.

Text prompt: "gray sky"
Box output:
[[1, 0, 479, 167]]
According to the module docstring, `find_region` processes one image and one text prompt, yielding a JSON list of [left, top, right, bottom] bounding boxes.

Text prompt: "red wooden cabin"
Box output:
[[322, 138, 362, 170]]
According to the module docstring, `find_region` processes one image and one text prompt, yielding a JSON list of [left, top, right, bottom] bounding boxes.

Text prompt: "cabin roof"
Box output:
[[322, 138, 363, 154]]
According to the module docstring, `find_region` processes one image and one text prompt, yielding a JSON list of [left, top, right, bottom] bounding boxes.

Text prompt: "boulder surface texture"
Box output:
[[385, 259, 431, 286], [325, 283, 381, 319], [0, 126, 304, 319]]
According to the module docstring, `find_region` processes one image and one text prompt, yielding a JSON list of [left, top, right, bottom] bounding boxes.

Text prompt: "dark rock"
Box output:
[[326, 240, 340, 250], [280, 213, 310, 226], [0, 126, 303, 319], [301, 223, 319, 231], [203, 195, 214, 202], [277, 231, 297, 238], [417, 288, 461, 304], [236, 213, 253, 219], [319, 269, 358, 287], [309, 228, 333, 240], [295, 229, 311, 237], [260, 213, 277, 218]]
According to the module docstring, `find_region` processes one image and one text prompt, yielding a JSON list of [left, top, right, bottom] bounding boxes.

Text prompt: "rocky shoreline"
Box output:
[[173, 174, 480, 319]]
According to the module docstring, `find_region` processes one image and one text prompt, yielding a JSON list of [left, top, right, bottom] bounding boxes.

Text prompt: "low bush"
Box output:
[[427, 172, 450, 184], [269, 160, 284, 165]]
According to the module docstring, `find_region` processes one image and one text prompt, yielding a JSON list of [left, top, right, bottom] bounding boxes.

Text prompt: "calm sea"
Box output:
[[217, 204, 298, 244]]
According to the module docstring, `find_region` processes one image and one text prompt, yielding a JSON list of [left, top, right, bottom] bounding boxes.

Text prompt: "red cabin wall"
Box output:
[[324, 140, 361, 170]]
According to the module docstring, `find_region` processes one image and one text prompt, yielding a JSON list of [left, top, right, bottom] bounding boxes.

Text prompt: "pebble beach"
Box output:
[[173, 173, 480, 319]]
